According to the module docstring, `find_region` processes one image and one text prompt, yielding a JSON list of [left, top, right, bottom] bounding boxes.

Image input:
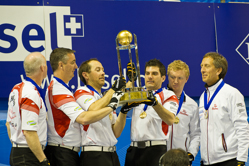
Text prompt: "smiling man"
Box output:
[[74, 58, 128, 166], [166, 60, 200, 165], [124, 59, 179, 166], [199, 52, 249, 166]]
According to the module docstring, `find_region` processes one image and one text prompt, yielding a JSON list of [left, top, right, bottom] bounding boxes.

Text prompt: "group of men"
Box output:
[[6, 47, 249, 166]]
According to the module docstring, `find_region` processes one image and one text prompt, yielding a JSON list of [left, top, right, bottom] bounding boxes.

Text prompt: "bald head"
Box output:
[[24, 52, 46, 76]]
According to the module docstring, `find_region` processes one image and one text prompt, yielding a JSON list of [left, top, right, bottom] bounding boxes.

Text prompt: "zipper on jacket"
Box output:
[[221, 133, 227, 152], [207, 88, 210, 164]]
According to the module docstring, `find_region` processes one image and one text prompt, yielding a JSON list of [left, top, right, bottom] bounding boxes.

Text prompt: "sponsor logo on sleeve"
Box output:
[[236, 103, 245, 107], [27, 120, 36, 126], [239, 109, 246, 113], [170, 102, 177, 107], [84, 98, 93, 104], [74, 106, 82, 111], [170, 106, 177, 111]]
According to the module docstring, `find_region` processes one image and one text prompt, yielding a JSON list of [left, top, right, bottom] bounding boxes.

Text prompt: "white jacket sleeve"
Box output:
[[188, 104, 201, 157], [230, 89, 249, 162]]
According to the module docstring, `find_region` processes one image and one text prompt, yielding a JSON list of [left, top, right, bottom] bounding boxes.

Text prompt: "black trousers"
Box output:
[[201, 158, 237, 166], [80, 151, 120, 166], [10, 147, 40, 166], [44, 145, 80, 166], [125, 145, 167, 166]]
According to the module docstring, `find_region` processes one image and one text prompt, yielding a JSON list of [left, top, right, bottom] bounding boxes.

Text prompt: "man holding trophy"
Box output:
[[114, 30, 179, 166], [74, 58, 139, 166]]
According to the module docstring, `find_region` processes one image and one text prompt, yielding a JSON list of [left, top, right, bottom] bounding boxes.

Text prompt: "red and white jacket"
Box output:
[[130, 88, 179, 141], [74, 86, 118, 146], [199, 79, 249, 165], [7, 80, 47, 146], [45, 78, 84, 147]]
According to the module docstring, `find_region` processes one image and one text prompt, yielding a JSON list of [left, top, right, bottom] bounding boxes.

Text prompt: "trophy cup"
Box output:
[[116, 30, 148, 104]]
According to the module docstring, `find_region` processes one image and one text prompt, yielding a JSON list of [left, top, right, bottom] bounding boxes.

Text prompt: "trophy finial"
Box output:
[[117, 30, 133, 46]]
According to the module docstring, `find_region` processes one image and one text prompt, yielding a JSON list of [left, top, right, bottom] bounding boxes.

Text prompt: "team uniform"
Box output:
[[44, 77, 84, 166], [7, 79, 47, 165], [125, 88, 179, 166], [167, 92, 200, 158], [74, 85, 120, 166], [199, 79, 249, 165]]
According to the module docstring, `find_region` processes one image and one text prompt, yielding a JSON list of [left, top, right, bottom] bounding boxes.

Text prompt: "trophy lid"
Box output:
[[117, 30, 133, 46]]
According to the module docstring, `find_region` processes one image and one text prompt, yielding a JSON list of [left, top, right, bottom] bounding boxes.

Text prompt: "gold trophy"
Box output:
[[116, 30, 148, 104]]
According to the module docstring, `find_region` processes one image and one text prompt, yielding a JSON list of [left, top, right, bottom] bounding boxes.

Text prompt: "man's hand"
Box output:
[[120, 102, 140, 114], [141, 90, 158, 106], [107, 91, 124, 110], [127, 62, 137, 82], [188, 152, 194, 165], [111, 76, 126, 91], [238, 161, 245, 166], [40, 158, 50, 166]]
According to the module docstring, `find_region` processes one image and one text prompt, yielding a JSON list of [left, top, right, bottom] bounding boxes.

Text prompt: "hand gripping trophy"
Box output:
[[115, 30, 148, 104]]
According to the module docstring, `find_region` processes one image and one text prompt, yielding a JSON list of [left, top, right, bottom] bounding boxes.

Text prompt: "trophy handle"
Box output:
[[116, 38, 123, 76], [134, 34, 142, 87], [128, 45, 135, 89]]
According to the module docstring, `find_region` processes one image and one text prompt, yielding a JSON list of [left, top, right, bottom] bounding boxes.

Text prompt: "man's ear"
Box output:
[[40, 65, 45, 72], [82, 72, 88, 81], [216, 67, 222, 76], [58, 61, 64, 70], [161, 75, 166, 83]]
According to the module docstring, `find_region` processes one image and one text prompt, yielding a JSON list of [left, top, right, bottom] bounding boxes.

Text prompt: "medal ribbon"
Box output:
[[54, 76, 72, 92], [176, 91, 185, 115], [143, 88, 163, 111], [26, 77, 47, 111], [87, 85, 102, 97], [26, 77, 45, 101], [204, 80, 224, 111]]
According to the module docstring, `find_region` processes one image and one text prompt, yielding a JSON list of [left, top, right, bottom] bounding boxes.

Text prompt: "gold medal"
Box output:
[[109, 113, 113, 121], [140, 112, 147, 119], [174, 116, 179, 124], [204, 110, 208, 119]]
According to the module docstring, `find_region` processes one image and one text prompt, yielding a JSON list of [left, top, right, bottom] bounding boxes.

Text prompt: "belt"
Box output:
[[12, 143, 45, 150], [82, 146, 116, 152], [130, 140, 167, 148], [47, 143, 80, 153]]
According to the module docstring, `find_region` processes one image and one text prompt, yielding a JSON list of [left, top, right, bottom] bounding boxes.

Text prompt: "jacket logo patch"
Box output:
[[179, 109, 188, 116], [10, 95, 15, 106], [212, 104, 218, 110]]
